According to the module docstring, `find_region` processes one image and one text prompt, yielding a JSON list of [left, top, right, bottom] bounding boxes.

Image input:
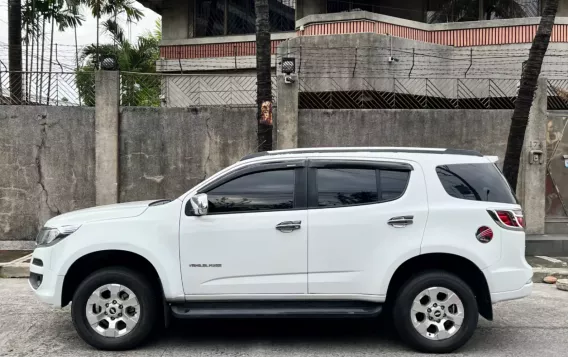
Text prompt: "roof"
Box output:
[[240, 147, 483, 161]]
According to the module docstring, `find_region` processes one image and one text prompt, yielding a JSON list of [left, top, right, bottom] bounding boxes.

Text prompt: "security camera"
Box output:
[[284, 75, 295, 84]]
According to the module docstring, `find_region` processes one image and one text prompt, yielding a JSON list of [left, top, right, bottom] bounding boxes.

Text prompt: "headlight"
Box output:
[[36, 225, 80, 246]]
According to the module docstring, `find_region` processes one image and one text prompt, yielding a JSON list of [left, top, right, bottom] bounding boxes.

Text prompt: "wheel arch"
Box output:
[[61, 250, 164, 308], [385, 253, 493, 321]]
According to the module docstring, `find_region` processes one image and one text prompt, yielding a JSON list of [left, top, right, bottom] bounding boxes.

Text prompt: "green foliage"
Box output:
[[76, 19, 163, 107], [75, 67, 96, 106], [23, 0, 85, 44]]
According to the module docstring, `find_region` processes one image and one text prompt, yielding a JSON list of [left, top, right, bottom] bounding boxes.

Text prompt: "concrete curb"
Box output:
[[532, 267, 568, 283], [0, 264, 30, 278]]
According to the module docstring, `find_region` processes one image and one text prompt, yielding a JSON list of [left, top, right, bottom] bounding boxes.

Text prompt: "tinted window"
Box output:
[[380, 170, 409, 201], [436, 164, 517, 204], [207, 169, 295, 213], [317, 168, 378, 207]]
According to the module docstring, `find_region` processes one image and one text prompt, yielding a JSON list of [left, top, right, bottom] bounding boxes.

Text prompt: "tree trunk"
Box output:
[[255, 0, 273, 152], [25, 0, 29, 103], [30, 0, 36, 103], [502, 0, 559, 190], [47, 17, 54, 105], [75, 26, 81, 106], [40, 16, 46, 104], [96, 13, 100, 69], [8, 0, 23, 104], [47, 16, 55, 105]]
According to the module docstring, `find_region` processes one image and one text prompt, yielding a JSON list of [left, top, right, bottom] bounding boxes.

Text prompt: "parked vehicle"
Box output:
[[29, 147, 532, 353]]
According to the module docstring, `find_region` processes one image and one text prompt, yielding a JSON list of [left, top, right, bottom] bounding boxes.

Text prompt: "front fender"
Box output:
[[49, 201, 185, 301]]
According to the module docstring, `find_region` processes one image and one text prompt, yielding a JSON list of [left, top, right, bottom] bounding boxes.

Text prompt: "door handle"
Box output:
[[276, 221, 302, 233], [388, 216, 414, 228]]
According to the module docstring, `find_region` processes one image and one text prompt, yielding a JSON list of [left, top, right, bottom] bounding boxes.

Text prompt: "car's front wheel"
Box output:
[[393, 270, 478, 353], [71, 267, 159, 350]]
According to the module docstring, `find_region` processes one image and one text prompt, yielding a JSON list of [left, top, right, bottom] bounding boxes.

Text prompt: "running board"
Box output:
[[170, 301, 383, 319]]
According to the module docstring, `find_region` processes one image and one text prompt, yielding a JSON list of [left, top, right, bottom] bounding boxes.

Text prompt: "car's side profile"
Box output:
[[29, 147, 532, 353]]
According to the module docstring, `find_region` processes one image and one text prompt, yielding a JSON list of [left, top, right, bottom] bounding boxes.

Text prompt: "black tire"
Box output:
[[71, 267, 159, 350], [393, 270, 478, 354]]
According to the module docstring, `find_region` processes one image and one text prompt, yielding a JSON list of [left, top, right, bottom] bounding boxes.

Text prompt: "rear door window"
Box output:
[[313, 165, 410, 208], [316, 168, 378, 207], [436, 163, 517, 204]]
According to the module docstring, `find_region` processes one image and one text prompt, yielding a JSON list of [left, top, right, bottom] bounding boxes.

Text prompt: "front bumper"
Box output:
[[29, 247, 64, 307]]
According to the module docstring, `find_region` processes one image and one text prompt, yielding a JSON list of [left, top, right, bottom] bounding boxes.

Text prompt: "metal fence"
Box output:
[[299, 77, 526, 110], [3, 71, 568, 110], [0, 71, 96, 106], [1, 71, 278, 108], [120, 72, 278, 108], [547, 79, 568, 110]]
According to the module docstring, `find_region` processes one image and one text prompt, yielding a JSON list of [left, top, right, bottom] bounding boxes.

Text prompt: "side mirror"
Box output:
[[190, 193, 209, 216]]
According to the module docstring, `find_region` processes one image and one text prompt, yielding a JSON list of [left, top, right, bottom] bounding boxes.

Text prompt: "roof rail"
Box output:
[[240, 147, 483, 161]]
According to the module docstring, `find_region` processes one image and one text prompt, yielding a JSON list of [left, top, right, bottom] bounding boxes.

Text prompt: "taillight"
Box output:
[[497, 211, 518, 227], [488, 209, 524, 230]]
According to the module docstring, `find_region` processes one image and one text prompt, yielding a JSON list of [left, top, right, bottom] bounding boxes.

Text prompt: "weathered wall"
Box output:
[[298, 109, 512, 159], [119, 107, 257, 202], [0, 106, 96, 241], [0, 105, 257, 242]]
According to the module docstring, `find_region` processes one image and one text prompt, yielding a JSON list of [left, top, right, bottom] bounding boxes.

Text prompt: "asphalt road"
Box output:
[[1, 280, 567, 357]]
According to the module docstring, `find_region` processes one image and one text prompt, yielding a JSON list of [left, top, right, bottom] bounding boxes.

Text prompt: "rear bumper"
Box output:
[[483, 250, 533, 303], [491, 282, 533, 304]]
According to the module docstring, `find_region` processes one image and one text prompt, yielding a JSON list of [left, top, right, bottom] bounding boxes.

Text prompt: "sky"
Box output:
[[0, 0, 161, 70]]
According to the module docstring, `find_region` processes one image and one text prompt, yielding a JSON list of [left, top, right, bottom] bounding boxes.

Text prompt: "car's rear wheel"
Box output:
[[393, 270, 478, 353], [71, 267, 159, 350]]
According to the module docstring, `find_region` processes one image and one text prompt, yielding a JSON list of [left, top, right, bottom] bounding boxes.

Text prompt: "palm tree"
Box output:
[[502, 0, 559, 189], [76, 19, 161, 106], [46, 0, 84, 104], [80, 0, 143, 69], [255, 0, 272, 151]]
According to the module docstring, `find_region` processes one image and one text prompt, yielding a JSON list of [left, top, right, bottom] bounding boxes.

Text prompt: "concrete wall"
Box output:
[[281, 33, 455, 80], [0, 106, 96, 242], [298, 109, 512, 160], [0, 105, 256, 242], [162, 0, 193, 40], [281, 33, 568, 83], [119, 107, 257, 202]]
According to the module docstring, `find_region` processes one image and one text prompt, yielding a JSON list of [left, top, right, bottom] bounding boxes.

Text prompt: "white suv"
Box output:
[[29, 147, 532, 353]]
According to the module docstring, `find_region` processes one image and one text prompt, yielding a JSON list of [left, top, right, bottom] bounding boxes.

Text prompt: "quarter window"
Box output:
[[380, 170, 410, 201], [206, 169, 295, 213], [436, 164, 517, 204]]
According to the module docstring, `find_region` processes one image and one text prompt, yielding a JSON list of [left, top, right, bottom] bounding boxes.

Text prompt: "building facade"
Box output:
[[134, 0, 568, 233], [135, 0, 568, 73]]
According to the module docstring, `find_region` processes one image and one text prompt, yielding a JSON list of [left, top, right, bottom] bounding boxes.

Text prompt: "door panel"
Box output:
[[180, 210, 307, 294], [307, 160, 428, 296], [179, 164, 308, 295]]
